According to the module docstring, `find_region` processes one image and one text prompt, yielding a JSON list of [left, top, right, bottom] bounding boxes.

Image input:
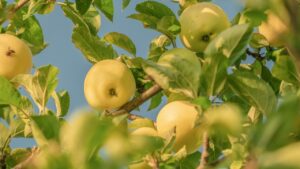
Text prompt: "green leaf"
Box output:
[[76, 0, 92, 15], [82, 6, 101, 35], [192, 96, 211, 110], [31, 115, 61, 146], [142, 48, 201, 98], [10, 15, 46, 55], [128, 13, 159, 29], [25, 0, 55, 17], [179, 152, 201, 169], [104, 32, 136, 55], [60, 2, 101, 35], [157, 15, 180, 37], [148, 91, 163, 111], [72, 26, 117, 63], [260, 142, 300, 169], [202, 24, 253, 96], [0, 76, 22, 107], [52, 90, 70, 117], [129, 1, 179, 37], [250, 33, 269, 48], [128, 118, 155, 130], [135, 1, 175, 19], [12, 65, 59, 112], [0, 123, 9, 146], [61, 113, 113, 161], [272, 49, 300, 86], [6, 148, 31, 168], [122, 0, 131, 9], [205, 24, 253, 65], [251, 94, 300, 151], [228, 71, 277, 115], [148, 35, 171, 61], [94, 0, 114, 21]]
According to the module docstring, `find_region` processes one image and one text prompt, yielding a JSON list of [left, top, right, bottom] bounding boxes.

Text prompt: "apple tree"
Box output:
[[1, 0, 300, 169]]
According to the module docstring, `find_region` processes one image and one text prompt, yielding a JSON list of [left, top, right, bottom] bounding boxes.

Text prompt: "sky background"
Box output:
[[11, 0, 243, 148]]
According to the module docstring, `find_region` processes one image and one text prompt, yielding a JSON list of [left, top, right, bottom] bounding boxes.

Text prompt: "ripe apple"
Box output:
[[0, 34, 32, 79], [258, 12, 288, 47], [84, 59, 136, 110], [156, 101, 203, 154], [179, 2, 230, 52]]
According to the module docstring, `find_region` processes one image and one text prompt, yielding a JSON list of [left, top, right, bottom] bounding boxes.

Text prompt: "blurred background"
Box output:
[[11, 0, 243, 148]]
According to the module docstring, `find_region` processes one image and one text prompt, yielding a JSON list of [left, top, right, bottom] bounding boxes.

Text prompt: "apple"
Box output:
[[0, 34, 32, 79], [84, 59, 136, 110], [128, 127, 158, 169], [131, 127, 158, 137], [179, 2, 230, 52], [156, 101, 203, 154], [258, 11, 288, 47]]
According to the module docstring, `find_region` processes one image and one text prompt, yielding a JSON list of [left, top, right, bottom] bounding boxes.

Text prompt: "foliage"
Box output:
[[1, 0, 300, 169]]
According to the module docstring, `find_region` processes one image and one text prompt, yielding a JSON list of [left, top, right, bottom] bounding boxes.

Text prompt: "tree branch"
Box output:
[[12, 0, 30, 13], [197, 132, 210, 169], [13, 147, 39, 169], [243, 154, 258, 169], [108, 84, 162, 120], [246, 49, 265, 61]]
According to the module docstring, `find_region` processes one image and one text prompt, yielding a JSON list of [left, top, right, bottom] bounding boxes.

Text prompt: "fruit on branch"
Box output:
[[131, 127, 158, 137], [84, 59, 136, 110], [156, 101, 203, 154], [179, 2, 230, 52], [258, 11, 288, 47], [0, 34, 32, 79]]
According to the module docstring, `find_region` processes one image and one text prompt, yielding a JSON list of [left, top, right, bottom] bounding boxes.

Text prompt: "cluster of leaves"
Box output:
[[1, 0, 300, 169]]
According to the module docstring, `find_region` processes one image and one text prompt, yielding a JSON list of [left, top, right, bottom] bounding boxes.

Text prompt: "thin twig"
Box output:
[[197, 132, 210, 169], [149, 156, 160, 169], [246, 49, 265, 61], [108, 84, 162, 119], [243, 154, 258, 169], [12, 0, 30, 13], [13, 147, 39, 169]]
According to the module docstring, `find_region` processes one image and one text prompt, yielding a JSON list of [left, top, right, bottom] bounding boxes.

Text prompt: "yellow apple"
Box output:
[[258, 12, 288, 47], [180, 2, 230, 52], [0, 34, 32, 79], [156, 101, 203, 154], [131, 127, 158, 137], [84, 59, 136, 110]]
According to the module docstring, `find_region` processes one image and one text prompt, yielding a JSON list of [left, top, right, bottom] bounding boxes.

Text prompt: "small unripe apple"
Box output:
[[258, 12, 288, 47], [156, 101, 203, 154], [0, 34, 32, 79], [180, 2, 230, 52], [84, 59, 136, 110]]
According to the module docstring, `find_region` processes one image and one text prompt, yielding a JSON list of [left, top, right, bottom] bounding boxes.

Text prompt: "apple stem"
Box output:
[[108, 84, 162, 120], [197, 131, 209, 169], [6, 49, 16, 57]]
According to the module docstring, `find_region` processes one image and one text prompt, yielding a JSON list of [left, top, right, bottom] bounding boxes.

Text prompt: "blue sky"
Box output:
[[11, 0, 243, 148]]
